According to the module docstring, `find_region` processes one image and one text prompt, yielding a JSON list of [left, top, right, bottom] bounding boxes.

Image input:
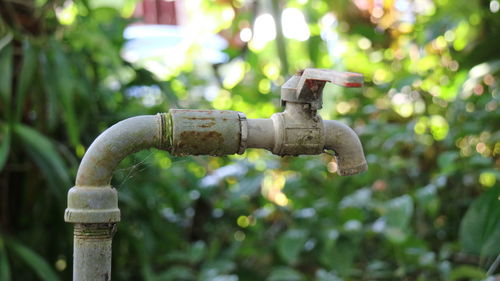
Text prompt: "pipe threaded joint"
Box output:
[[74, 223, 116, 240], [157, 112, 173, 150]]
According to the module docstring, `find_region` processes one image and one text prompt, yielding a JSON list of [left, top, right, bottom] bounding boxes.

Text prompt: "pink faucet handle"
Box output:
[[281, 68, 364, 111], [297, 68, 364, 92]]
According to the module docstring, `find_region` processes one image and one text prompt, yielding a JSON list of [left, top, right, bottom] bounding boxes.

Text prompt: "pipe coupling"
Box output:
[[65, 186, 120, 223], [170, 109, 246, 156]]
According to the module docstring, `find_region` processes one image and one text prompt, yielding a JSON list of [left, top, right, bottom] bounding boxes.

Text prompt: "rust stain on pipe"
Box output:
[[184, 117, 215, 121], [198, 121, 216, 128], [176, 131, 224, 155], [170, 109, 241, 156]]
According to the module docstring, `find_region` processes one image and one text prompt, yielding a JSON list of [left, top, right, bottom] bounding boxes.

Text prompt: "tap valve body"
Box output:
[[271, 68, 364, 156]]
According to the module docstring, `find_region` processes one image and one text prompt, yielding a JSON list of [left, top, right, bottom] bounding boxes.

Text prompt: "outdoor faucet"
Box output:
[[65, 68, 367, 281]]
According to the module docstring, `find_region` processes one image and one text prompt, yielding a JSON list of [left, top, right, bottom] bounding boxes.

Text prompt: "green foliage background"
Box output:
[[0, 0, 499, 280]]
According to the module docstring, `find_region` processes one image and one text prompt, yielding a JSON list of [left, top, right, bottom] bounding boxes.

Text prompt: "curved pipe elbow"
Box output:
[[324, 120, 367, 176], [76, 114, 170, 187], [66, 114, 170, 223]]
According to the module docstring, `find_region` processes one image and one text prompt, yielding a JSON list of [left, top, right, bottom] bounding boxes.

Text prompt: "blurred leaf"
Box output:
[[50, 42, 79, 146], [0, 33, 13, 51], [328, 238, 359, 276], [14, 124, 69, 201], [268, 267, 305, 281], [189, 240, 206, 264], [319, 229, 339, 268], [382, 195, 414, 244], [459, 185, 500, 256], [437, 151, 460, 174], [339, 188, 372, 209], [15, 40, 38, 122], [277, 229, 308, 265], [157, 265, 195, 281], [314, 269, 342, 281], [307, 35, 322, 65], [0, 41, 12, 115], [415, 184, 439, 217], [5, 237, 60, 281], [201, 274, 238, 281], [0, 123, 10, 170], [0, 237, 11, 281], [384, 195, 414, 227], [39, 52, 58, 129], [202, 260, 236, 274], [447, 265, 486, 281]]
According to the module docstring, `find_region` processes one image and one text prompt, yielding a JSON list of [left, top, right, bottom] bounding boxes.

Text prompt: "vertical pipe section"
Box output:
[[73, 224, 115, 281], [66, 114, 171, 281]]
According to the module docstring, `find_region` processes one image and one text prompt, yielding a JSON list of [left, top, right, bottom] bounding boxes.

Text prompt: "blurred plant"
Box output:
[[0, 0, 499, 280]]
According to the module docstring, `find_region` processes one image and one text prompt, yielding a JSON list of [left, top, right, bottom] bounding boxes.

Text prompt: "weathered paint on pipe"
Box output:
[[324, 120, 368, 176], [73, 223, 115, 281], [76, 114, 171, 187], [270, 102, 325, 156], [65, 186, 120, 223], [246, 119, 274, 150], [170, 109, 242, 156]]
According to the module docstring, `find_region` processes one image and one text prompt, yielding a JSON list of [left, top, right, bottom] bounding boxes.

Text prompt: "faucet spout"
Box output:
[[324, 120, 367, 176]]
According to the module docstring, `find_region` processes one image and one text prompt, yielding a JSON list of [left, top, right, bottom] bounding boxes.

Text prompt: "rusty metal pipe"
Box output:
[[324, 120, 367, 176], [170, 109, 242, 156]]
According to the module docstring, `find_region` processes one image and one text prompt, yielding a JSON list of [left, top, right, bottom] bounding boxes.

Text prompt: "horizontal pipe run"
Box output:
[[246, 119, 275, 150], [170, 109, 242, 156]]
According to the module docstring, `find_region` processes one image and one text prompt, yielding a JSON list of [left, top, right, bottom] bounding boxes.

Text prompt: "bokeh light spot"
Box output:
[[234, 230, 246, 241], [491, 0, 500, 12], [479, 172, 496, 188], [237, 215, 250, 228], [430, 115, 449, 141], [259, 79, 271, 94], [239, 27, 252, 42], [55, 257, 67, 271]]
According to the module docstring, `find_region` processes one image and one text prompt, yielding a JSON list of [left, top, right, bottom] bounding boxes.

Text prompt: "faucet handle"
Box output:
[[281, 68, 364, 111], [298, 68, 364, 89]]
